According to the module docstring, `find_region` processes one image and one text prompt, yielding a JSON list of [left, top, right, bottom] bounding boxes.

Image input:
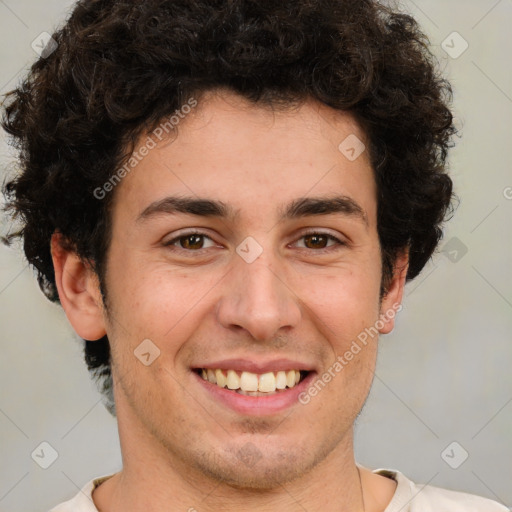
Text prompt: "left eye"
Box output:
[[294, 233, 343, 250]]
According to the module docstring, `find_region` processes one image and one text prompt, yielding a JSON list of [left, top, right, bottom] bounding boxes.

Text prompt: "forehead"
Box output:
[[183, 88, 369, 156], [110, 89, 376, 225]]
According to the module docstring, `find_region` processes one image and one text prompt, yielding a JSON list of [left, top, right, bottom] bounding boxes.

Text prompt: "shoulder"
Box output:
[[412, 483, 509, 511], [47, 474, 115, 512], [374, 468, 509, 512]]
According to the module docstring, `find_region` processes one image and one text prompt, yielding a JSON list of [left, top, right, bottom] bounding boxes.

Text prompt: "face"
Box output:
[[81, 89, 405, 488]]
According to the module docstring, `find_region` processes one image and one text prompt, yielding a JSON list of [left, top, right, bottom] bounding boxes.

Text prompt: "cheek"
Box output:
[[293, 265, 382, 342], [108, 261, 221, 344]]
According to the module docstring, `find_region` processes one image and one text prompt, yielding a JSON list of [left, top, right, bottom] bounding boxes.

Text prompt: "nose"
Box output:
[[215, 250, 302, 342]]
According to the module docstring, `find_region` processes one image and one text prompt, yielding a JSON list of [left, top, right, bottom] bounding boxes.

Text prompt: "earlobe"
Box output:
[[51, 232, 107, 341], [378, 250, 409, 335]]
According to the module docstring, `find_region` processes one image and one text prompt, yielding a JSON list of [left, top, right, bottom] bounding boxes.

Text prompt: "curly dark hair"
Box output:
[[1, 0, 457, 416]]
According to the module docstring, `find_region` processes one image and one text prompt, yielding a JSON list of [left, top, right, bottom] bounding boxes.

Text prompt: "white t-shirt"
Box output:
[[49, 468, 509, 511]]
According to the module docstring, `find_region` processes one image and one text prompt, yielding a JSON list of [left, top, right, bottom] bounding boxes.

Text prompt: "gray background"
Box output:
[[1, 0, 511, 510]]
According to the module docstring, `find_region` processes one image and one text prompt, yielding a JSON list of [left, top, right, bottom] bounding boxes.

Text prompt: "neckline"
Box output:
[[88, 467, 410, 512]]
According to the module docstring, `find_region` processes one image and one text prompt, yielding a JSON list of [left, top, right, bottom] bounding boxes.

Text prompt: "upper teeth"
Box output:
[[200, 369, 301, 393]]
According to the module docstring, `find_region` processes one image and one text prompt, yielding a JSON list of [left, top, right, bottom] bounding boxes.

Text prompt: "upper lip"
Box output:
[[192, 358, 316, 374]]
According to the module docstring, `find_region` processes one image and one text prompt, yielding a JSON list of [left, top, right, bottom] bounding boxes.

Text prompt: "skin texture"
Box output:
[[51, 89, 408, 511]]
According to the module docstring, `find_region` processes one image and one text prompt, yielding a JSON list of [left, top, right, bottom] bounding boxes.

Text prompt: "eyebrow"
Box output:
[[136, 195, 368, 226], [280, 195, 368, 226]]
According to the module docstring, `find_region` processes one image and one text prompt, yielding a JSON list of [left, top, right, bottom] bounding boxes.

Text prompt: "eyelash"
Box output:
[[163, 229, 346, 255]]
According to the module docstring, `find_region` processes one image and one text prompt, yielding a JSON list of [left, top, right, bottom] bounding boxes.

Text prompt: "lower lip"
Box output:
[[193, 371, 316, 416]]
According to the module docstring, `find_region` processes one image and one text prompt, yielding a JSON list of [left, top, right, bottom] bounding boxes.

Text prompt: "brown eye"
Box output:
[[164, 232, 217, 252], [294, 232, 345, 252], [303, 234, 330, 249], [179, 234, 206, 250]]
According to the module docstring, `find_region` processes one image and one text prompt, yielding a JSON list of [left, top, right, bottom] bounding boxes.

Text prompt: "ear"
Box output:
[[378, 249, 409, 335], [50, 232, 107, 341]]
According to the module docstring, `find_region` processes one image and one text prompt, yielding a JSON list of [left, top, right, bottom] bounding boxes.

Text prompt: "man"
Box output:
[[2, 0, 507, 510]]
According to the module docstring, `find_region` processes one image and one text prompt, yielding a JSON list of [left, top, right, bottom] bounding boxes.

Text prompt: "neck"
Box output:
[[95, 461, 365, 512]]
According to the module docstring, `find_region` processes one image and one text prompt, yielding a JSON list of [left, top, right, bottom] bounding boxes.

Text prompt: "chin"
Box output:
[[196, 460, 307, 490], [190, 440, 326, 491]]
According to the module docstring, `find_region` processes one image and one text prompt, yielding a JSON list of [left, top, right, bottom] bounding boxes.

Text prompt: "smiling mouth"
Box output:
[[194, 368, 310, 395]]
